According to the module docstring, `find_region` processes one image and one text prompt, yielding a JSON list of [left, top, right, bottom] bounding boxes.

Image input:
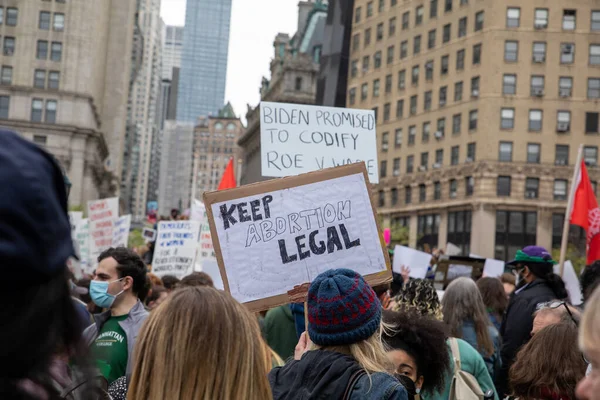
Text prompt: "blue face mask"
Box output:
[[90, 278, 124, 309]]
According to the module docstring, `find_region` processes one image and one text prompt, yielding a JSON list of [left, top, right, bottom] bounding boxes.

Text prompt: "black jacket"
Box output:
[[268, 350, 407, 400], [497, 279, 558, 395]]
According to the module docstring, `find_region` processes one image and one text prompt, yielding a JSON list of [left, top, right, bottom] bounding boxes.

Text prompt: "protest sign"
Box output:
[[392, 245, 432, 279], [68, 212, 83, 236], [87, 197, 119, 268], [190, 199, 205, 224], [142, 228, 156, 242], [260, 102, 379, 183], [483, 259, 505, 277], [75, 219, 91, 273], [204, 163, 390, 311], [446, 242, 462, 256], [153, 221, 201, 279], [195, 260, 225, 290], [112, 215, 131, 248]]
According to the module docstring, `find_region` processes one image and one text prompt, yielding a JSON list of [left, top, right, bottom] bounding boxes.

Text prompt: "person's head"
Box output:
[[531, 300, 581, 336], [500, 272, 516, 297], [581, 261, 600, 304], [507, 246, 568, 300], [307, 268, 392, 373], [391, 279, 442, 320], [145, 285, 167, 310], [170, 208, 179, 219], [161, 275, 180, 292], [577, 286, 600, 400], [178, 272, 214, 288], [476, 277, 508, 317], [510, 322, 586, 399], [442, 277, 494, 357], [128, 287, 271, 400], [147, 272, 163, 287], [390, 272, 405, 297], [91, 247, 147, 309], [382, 310, 451, 396]]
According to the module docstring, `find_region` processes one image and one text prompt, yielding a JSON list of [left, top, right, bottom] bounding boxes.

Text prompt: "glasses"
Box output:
[[536, 301, 578, 326]]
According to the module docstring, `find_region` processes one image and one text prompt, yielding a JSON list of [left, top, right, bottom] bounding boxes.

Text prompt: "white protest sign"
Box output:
[[446, 242, 462, 256], [195, 260, 225, 290], [190, 199, 205, 224], [142, 228, 156, 242], [483, 259, 505, 277], [68, 212, 83, 236], [112, 215, 131, 247], [204, 164, 390, 309], [87, 197, 119, 268], [67, 212, 84, 276], [260, 102, 379, 183], [153, 221, 201, 279], [392, 245, 432, 279], [75, 218, 91, 274], [554, 260, 583, 306]]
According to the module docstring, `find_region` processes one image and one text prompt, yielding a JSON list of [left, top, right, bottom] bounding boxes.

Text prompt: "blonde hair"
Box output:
[[127, 287, 272, 400], [580, 286, 600, 353]]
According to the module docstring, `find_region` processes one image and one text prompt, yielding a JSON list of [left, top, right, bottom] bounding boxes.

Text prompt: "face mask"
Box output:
[[394, 374, 417, 397], [90, 278, 124, 309]]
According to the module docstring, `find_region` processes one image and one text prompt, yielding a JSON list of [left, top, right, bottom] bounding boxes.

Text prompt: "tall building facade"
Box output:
[[176, 0, 232, 121], [121, 0, 163, 221], [350, 0, 600, 259], [0, 0, 136, 207], [162, 25, 183, 81]]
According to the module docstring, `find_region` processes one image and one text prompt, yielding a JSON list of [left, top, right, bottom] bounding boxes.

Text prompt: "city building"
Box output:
[[176, 0, 232, 121], [350, 0, 600, 259], [238, 0, 327, 184], [0, 0, 136, 207], [121, 0, 163, 221]]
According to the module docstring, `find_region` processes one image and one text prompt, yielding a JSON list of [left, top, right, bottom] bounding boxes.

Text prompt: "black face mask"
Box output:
[[394, 374, 417, 397]]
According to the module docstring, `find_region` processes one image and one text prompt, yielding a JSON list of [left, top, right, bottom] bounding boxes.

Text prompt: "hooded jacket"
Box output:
[[268, 349, 408, 400]]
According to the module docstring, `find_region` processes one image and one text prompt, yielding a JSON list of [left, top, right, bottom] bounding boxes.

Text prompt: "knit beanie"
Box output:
[[307, 268, 382, 346]]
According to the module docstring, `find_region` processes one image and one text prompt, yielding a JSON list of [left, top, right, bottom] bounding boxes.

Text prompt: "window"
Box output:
[[400, 41, 408, 59], [445, 0, 452, 13], [561, 43, 575, 64], [0, 96, 9, 119], [350, 60, 358, 78], [501, 108, 514, 129], [419, 184, 427, 202], [410, 95, 417, 115], [498, 142, 514, 163], [39, 11, 51, 30], [373, 106, 379, 122], [53, 13, 65, 31], [367, 1, 373, 17], [527, 143, 541, 163], [383, 103, 390, 121], [503, 74, 516, 95], [584, 146, 598, 165], [441, 55, 449, 75], [364, 28, 371, 47], [430, 0, 438, 18], [51, 42, 62, 61], [449, 179, 458, 198], [31, 99, 43, 122], [37, 40, 48, 60], [507, 7, 520, 28], [405, 186, 412, 204], [530, 75, 544, 96], [535, 8, 548, 28], [428, 29, 436, 49], [532, 42, 546, 62], [33, 135, 47, 147], [456, 49, 465, 70], [529, 110, 543, 131], [495, 211, 537, 261], [389, 17, 396, 36], [385, 74, 392, 93], [471, 76, 479, 96], [593, 11, 600, 31], [439, 86, 447, 106], [0, 66, 11, 85], [589, 78, 600, 98], [458, 17, 467, 37], [416, 6, 424, 25], [417, 214, 440, 250], [352, 35, 360, 53], [586, 112, 599, 133], [454, 81, 463, 101], [408, 127, 416, 145], [387, 46, 394, 64], [402, 11, 409, 30], [45, 100, 57, 123], [475, 11, 484, 31], [467, 142, 476, 161], [349, 88, 356, 105], [451, 145, 459, 165], [354, 6, 361, 23], [393, 157, 400, 176], [396, 99, 404, 118], [378, 190, 385, 207], [424, 91, 432, 111], [407, 155, 414, 172], [453, 113, 462, 134], [362, 57, 369, 75], [425, 60, 434, 80], [377, 23, 384, 41], [391, 188, 398, 205], [411, 65, 419, 85], [465, 177, 474, 196], [380, 160, 387, 178], [468, 110, 478, 130], [6, 8, 17, 26], [563, 9, 576, 30], [590, 44, 600, 65], [443, 24, 451, 43], [472, 43, 481, 64], [413, 35, 421, 54], [379, 0, 385, 13], [434, 182, 442, 200], [435, 149, 443, 165], [398, 69, 406, 89], [557, 111, 571, 132], [504, 41, 518, 62], [525, 178, 540, 199], [34, 69, 46, 88], [497, 176, 512, 196], [559, 76, 573, 98], [361, 83, 368, 101], [374, 51, 382, 69], [395, 128, 403, 147], [555, 145, 569, 165], [3, 37, 15, 56], [422, 121, 431, 142], [554, 180, 568, 200], [295, 77, 303, 91]]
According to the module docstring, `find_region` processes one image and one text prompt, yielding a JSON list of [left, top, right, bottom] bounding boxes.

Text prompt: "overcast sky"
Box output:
[[160, 0, 299, 122]]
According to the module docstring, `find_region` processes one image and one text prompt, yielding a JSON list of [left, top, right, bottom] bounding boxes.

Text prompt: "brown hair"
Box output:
[[510, 323, 586, 399], [580, 286, 600, 355], [128, 287, 272, 400], [147, 273, 163, 287], [476, 277, 508, 321], [500, 272, 516, 286], [178, 272, 214, 288]]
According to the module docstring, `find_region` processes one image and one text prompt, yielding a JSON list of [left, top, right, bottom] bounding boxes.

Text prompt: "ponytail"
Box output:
[[544, 273, 569, 300]]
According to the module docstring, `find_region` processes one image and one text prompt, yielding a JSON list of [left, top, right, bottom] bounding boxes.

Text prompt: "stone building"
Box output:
[[0, 0, 136, 207], [350, 0, 600, 258]]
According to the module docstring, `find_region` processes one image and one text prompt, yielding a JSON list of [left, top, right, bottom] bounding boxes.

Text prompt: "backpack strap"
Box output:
[[342, 369, 367, 400], [59, 375, 108, 399], [449, 338, 462, 371]]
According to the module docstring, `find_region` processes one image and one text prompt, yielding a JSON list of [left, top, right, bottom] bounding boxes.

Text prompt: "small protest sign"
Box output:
[[392, 245, 432, 279], [75, 218, 90, 273], [87, 197, 119, 268], [112, 215, 131, 248], [204, 163, 391, 311], [142, 228, 156, 242], [190, 199, 205, 224], [152, 221, 201, 279], [260, 102, 378, 183]]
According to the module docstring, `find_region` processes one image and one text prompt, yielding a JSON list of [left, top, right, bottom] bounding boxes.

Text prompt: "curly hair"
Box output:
[[382, 310, 451, 394], [391, 279, 443, 320]]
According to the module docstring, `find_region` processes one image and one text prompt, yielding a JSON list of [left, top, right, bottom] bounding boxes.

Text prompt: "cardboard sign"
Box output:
[[112, 215, 131, 248], [152, 221, 201, 279], [204, 163, 391, 311], [87, 197, 119, 268], [75, 218, 91, 274], [195, 260, 225, 290], [142, 228, 157, 242], [392, 245, 432, 279], [260, 102, 379, 183]]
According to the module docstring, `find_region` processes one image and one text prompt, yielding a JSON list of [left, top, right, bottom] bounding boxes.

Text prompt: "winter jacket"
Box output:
[[461, 320, 502, 380], [498, 279, 559, 396], [82, 300, 149, 375], [269, 349, 408, 400], [264, 305, 298, 360]]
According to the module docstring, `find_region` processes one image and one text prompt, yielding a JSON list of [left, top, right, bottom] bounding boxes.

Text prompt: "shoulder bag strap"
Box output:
[[342, 369, 367, 400], [449, 338, 462, 371]]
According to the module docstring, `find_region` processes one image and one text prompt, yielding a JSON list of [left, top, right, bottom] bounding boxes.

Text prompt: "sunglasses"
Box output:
[[536, 301, 578, 326]]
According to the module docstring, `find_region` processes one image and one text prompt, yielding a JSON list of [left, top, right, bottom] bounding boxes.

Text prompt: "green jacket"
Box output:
[[264, 305, 298, 361]]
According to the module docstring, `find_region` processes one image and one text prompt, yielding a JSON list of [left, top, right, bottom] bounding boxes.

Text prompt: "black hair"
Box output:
[[581, 260, 600, 303], [390, 272, 405, 297], [161, 275, 180, 290], [98, 247, 147, 295], [526, 263, 569, 301], [382, 309, 451, 394]]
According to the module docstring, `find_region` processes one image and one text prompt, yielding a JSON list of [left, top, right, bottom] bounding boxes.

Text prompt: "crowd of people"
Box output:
[[3, 129, 600, 400]]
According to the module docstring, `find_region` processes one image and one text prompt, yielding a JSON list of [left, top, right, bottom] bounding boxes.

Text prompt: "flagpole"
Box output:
[[236, 158, 243, 187], [190, 151, 199, 206], [559, 145, 584, 277]]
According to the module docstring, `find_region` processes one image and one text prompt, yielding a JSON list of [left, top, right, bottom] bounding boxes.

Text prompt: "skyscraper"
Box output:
[[176, 0, 233, 121]]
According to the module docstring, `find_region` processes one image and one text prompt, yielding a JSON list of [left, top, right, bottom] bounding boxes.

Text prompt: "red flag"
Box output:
[[217, 158, 236, 190], [569, 161, 600, 263]]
